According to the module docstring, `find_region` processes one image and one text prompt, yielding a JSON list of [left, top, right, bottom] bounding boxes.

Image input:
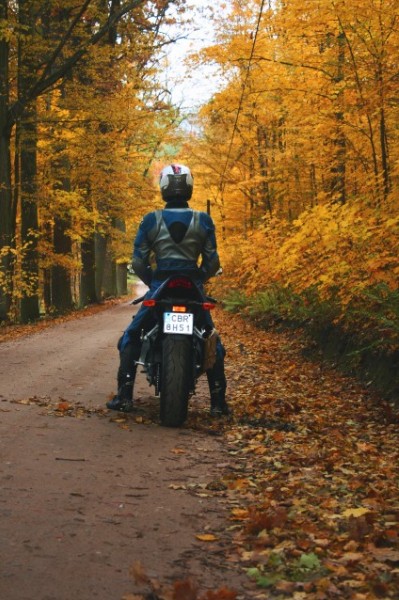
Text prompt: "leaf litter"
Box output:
[[198, 307, 399, 599], [115, 306, 399, 599], [3, 305, 399, 598]]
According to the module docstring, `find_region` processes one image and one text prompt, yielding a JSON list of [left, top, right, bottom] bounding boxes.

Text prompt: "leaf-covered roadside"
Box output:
[[0, 298, 123, 344], [214, 306, 399, 599], [3, 299, 398, 600]]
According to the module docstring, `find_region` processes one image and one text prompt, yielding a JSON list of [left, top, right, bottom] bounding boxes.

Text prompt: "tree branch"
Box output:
[[36, 0, 93, 90], [232, 54, 335, 80], [7, 0, 148, 128]]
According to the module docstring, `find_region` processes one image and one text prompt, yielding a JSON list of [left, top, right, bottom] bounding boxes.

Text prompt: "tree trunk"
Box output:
[[378, 63, 390, 200], [51, 214, 73, 313], [19, 0, 40, 323], [95, 232, 107, 300], [49, 145, 74, 313], [102, 243, 117, 298], [116, 264, 128, 296], [330, 31, 346, 204], [0, 132, 12, 322], [0, 0, 12, 321], [114, 217, 127, 296], [80, 234, 97, 306], [256, 125, 273, 216], [18, 106, 40, 323]]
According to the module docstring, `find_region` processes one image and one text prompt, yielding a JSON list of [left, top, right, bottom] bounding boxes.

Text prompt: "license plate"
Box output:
[[163, 312, 194, 335]]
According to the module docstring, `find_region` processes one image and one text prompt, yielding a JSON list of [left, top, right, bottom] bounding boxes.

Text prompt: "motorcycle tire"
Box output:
[[160, 335, 192, 427]]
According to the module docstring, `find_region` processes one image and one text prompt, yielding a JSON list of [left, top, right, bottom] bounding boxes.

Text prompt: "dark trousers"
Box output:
[[116, 278, 226, 403], [116, 330, 226, 404]]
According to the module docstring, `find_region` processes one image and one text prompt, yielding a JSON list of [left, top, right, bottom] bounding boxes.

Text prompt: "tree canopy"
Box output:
[[182, 0, 399, 357], [0, 0, 185, 321], [0, 0, 398, 356]]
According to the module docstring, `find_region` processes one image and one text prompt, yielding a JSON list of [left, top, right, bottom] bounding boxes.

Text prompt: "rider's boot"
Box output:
[[106, 368, 136, 413], [107, 339, 139, 413], [210, 385, 231, 417], [207, 358, 231, 417]]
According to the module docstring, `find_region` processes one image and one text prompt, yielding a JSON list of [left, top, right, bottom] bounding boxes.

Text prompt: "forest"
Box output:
[[0, 0, 398, 392], [1, 3, 399, 598], [0, 0, 184, 323]]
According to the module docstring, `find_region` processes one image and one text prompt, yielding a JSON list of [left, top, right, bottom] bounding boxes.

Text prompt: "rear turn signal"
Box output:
[[143, 299, 156, 307], [202, 302, 216, 310]]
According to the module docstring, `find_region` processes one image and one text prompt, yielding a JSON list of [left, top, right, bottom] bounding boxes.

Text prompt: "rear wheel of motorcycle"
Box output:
[[160, 335, 192, 427]]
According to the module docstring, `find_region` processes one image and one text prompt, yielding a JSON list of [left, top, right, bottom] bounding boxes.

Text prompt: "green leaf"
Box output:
[[257, 575, 277, 588], [299, 552, 321, 570], [247, 567, 261, 579]]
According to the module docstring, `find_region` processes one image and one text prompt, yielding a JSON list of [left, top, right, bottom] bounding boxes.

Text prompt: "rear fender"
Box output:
[[153, 275, 205, 303]]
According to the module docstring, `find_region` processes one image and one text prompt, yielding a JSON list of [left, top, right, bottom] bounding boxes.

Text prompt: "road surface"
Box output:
[[0, 289, 252, 599]]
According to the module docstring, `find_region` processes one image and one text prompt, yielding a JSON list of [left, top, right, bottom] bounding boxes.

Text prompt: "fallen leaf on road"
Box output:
[[337, 552, 364, 564], [200, 587, 238, 599], [196, 533, 219, 542], [342, 508, 370, 518], [173, 579, 198, 600], [367, 545, 399, 563], [110, 417, 127, 423], [230, 508, 249, 521], [129, 561, 149, 584], [57, 401, 71, 412]]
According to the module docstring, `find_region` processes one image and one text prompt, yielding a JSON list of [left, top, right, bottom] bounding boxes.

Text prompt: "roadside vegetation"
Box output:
[[107, 306, 399, 599], [211, 201, 399, 399]]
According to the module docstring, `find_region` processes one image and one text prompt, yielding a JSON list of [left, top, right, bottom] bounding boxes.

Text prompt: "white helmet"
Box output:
[[159, 164, 194, 202]]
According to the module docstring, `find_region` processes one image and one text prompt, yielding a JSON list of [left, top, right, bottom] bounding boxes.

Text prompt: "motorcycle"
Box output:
[[133, 275, 219, 427]]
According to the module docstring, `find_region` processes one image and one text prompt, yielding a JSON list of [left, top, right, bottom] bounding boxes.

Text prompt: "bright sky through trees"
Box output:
[[161, 0, 225, 110]]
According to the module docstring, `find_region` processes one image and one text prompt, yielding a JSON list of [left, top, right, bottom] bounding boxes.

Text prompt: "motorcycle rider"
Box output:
[[107, 163, 230, 417]]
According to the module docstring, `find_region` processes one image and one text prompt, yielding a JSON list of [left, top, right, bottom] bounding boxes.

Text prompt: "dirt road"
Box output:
[[0, 288, 252, 600], [3, 289, 398, 600]]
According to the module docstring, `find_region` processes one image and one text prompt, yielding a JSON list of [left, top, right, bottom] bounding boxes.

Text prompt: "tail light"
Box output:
[[172, 306, 187, 312], [167, 278, 193, 289]]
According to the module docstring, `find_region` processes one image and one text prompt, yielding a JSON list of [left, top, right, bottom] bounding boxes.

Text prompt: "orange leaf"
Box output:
[[196, 533, 218, 542], [129, 561, 149, 585], [173, 579, 198, 600], [202, 588, 238, 600], [230, 508, 249, 521]]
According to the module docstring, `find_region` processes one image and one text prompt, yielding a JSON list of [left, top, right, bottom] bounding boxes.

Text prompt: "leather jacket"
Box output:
[[132, 202, 220, 286]]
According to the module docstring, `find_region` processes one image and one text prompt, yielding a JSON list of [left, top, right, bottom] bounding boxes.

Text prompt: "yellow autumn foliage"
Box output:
[[183, 0, 399, 349], [218, 199, 399, 314]]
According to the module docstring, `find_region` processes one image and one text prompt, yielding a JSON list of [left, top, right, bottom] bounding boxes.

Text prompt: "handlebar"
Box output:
[[131, 294, 218, 305], [130, 295, 146, 305]]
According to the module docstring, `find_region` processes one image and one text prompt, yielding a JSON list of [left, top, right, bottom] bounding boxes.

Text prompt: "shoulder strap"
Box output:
[[147, 210, 163, 243]]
